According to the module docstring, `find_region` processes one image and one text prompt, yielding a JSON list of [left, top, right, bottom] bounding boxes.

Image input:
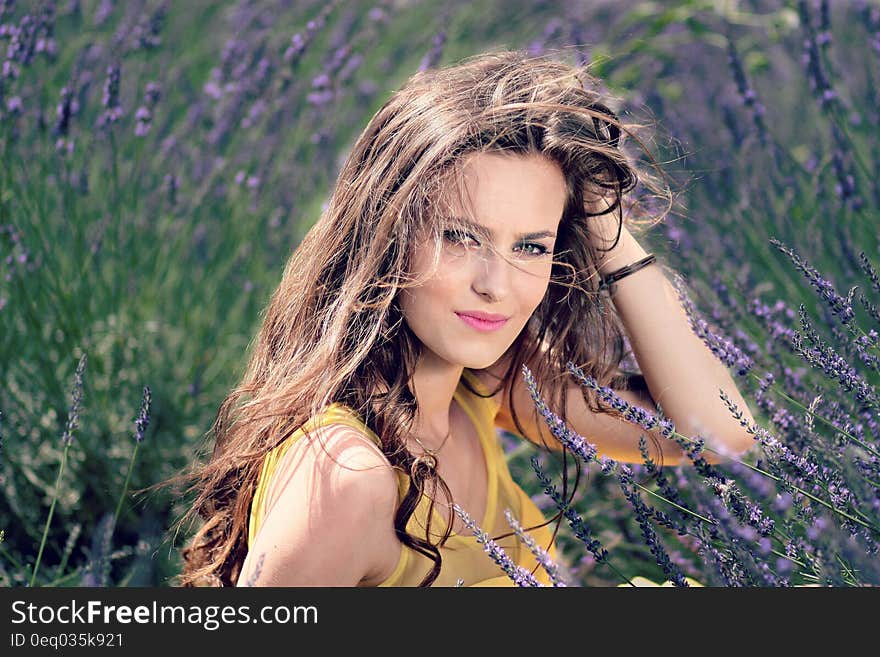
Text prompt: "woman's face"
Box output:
[[400, 151, 567, 370]]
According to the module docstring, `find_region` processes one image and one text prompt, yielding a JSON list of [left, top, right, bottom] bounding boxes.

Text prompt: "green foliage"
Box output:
[[2, 0, 878, 586]]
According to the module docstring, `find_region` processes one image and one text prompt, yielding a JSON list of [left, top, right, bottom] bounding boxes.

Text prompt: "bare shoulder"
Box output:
[[240, 422, 401, 587], [263, 422, 397, 513]]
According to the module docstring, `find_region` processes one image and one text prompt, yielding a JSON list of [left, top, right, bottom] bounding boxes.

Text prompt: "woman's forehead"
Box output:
[[434, 152, 566, 234]]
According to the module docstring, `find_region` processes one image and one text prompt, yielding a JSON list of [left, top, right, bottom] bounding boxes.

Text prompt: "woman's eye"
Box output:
[[518, 242, 549, 257], [443, 230, 478, 246], [443, 231, 550, 258]]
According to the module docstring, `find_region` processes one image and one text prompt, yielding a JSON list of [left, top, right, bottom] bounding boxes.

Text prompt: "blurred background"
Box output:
[[1, 0, 878, 587]]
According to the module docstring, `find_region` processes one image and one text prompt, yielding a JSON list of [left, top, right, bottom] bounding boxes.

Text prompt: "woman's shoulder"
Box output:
[[262, 418, 400, 520], [248, 420, 402, 585]]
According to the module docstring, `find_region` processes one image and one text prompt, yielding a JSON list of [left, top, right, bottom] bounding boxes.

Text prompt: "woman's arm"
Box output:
[[238, 427, 400, 586], [591, 219, 756, 461]]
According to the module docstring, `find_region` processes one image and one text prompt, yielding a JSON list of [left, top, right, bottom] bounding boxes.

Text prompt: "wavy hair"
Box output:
[[158, 48, 676, 587]]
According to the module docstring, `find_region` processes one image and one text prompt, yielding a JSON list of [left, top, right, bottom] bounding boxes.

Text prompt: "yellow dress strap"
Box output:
[[247, 404, 388, 551]]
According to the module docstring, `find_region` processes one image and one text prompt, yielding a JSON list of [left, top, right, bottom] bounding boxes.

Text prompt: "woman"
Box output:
[[170, 49, 756, 587]]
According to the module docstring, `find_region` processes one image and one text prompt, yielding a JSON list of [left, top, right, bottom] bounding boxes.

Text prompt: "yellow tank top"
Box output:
[[247, 368, 560, 586]]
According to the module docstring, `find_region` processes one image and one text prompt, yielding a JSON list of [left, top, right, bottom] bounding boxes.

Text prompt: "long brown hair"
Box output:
[[158, 48, 675, 587]]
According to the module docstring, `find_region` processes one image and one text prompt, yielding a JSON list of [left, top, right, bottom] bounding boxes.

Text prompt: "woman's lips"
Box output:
[[455, 312, 508, 332]]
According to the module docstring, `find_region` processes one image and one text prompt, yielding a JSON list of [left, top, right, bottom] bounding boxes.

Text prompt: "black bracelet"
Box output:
[[598, 253, 656, 293]]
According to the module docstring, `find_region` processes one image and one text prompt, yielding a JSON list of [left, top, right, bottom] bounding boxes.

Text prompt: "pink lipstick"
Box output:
[[455, 312, 508, 332]]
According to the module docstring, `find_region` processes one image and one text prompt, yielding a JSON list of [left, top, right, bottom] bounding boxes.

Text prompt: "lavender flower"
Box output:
[[97, 63, 122, 127], [704, 477, 775, 536], [452, 504, 543, 587], [93, 0, 113, 27], [617, 464, 691, 586], [283, 2, 337, 67], [134, 81, 161, 137], [726, 37, 768, 146], [5, 95, 22, 115], [857, 259, 880, 325], [857, 251, 880, 296], [531, 456, 608, 564], [133, 2, 167, 51], [791, 305, 877, 408], [503, 509, 568, 586], [798, 0, 837, 111], [134, 386, 151, 443], [522, 364, 600, 463], [418, 30, 446, 72], [133, 106, 151, 137], [61, 354, 87, 446], [53, 84, 77, 137], [671, 273, 755, 375], [564, 361, 676, 438], [769, 238, 856, 326]]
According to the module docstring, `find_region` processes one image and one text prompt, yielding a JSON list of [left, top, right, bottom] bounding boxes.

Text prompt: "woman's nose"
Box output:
[[471, 247, 511, 300]]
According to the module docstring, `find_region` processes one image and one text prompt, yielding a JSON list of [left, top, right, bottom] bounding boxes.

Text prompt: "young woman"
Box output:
[[170, 50, 756, 587]]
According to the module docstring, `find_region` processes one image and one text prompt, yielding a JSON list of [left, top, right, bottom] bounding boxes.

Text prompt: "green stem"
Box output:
[[114, 442, 140, 528], [750, 373, 880, 459], [109, 129, 120, 319], [769, 547, 807, 569], [650, 422, 880, 534], [599, 558, 636, 586], [29, 443, 71, 587], [44, 566, 84, 588], [732, 456, 878, 534], [0, 541, 23, 571], [834, 552, 862, 586], [633, 481, 717, 525]]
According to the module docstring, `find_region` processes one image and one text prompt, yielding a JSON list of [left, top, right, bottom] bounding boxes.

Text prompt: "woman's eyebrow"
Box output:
[[449, 217, 556, 240]]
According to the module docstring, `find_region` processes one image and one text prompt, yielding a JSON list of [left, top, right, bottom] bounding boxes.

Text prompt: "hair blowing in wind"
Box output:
[[156, 48, 675, 587]]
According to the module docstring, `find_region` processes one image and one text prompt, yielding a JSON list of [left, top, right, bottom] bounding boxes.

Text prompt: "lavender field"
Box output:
[[1, 0, 879, 587]]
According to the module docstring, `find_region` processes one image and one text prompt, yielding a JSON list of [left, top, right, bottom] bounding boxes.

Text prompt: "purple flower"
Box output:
[[2, 57, 19, 79], [144, 81, 161, 106], [564, 362, 677, 438], [791, 306, 877, 407], [5, 95, 22, 114], [133, 386, 151, 443], [98, 63, 123, 128], [522, 364, 600, 464], [704, 476, 775, 536], [775, 557, 794, 575], [726, 38, 769, 145], [619, 467, 692, 586], [53, 85, 78, 137], [770, 239, 856, 326], [94, 0, 114, 26], [671, 274, 755, 375], [531, 456, 608, 564], [283, 4, 334, 66], [419, 30, 447, 72], [452, 504, 542, 587], [504, 509, 568, 586], [134, 106, 151, 137], [61, 354, 87, 446]]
